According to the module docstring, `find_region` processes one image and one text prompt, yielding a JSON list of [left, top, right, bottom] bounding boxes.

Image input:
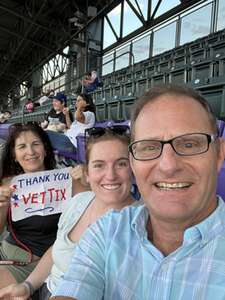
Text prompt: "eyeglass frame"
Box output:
[[128, 132, 218, 161]]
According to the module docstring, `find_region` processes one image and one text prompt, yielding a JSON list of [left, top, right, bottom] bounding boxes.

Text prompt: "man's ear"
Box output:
[[217, 138, 225, 173]]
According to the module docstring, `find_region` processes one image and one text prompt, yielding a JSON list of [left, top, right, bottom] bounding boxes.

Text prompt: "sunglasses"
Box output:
[[9, 121, 40, 133], [85, 125, 130, 139]]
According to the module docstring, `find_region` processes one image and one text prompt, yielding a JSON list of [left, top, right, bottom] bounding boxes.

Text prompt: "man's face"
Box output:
[[130, 94, 225, 227]]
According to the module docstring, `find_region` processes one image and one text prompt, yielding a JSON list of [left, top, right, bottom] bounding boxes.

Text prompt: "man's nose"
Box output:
[[157, 143, 182, 175]]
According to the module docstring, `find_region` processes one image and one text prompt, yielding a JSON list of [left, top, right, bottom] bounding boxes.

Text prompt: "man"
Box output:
[[51, 84, 225, 300], [41, 92, 73, 132]]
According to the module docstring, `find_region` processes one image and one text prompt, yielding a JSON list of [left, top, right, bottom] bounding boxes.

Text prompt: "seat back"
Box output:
[[217, 119, 225, 137], [0, 123, 12, 140], [217, 165, 225, 200]]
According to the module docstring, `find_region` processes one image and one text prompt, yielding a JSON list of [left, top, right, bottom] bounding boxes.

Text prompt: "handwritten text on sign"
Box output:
[[10, 168, 72, 221]]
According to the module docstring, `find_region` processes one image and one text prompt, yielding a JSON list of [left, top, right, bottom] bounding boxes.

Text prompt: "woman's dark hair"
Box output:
[[2, 123, 56, 178], [78, 93, 96, 114]]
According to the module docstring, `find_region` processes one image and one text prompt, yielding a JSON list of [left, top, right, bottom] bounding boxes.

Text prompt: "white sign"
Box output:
[[10, 168, 72, 221]]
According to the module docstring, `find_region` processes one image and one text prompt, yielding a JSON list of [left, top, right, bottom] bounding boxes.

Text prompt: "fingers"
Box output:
[[0, 186, 14, 208], [0, 283, 29, 300], [70, 165, 84, 181]]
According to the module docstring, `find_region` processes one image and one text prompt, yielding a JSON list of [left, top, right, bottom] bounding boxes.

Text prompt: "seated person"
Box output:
[[0, 127, 135, 299], [0, 123, 60, 288], [41, 93, 73, 133], [45, 93, 96, 154], [38, 93, 49, 106], [65, 93, 96, 147], [82, 71, 100, 93], [24, 99, 34, 113], [0, 111, 12, 124]]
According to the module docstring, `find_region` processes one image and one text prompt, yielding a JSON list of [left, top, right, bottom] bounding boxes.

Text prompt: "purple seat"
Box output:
[[76, 133, 86, 163], [54, 149, 77, 161], [217, 165, 225, 201], [0, 123, 12, 140], [217, 119, 225, 137]]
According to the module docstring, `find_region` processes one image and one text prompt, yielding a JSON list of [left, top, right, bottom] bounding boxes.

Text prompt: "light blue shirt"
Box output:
[[53, 197, 225, 300]]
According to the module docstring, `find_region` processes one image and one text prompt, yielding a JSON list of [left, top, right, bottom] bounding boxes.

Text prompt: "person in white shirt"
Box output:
[[65, 93, 96, 147]]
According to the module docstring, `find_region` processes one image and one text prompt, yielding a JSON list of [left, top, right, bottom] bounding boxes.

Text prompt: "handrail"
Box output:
[[102, 50, 135, 71], [102, 50, 136, 94]]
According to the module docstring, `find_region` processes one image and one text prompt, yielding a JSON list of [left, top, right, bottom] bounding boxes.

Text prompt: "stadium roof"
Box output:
[[0, 0, 119, 102]]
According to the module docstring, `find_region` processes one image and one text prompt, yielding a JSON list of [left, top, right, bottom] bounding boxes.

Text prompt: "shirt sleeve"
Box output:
[[84, 111, 95, 126], [52, 217, 107, 299]]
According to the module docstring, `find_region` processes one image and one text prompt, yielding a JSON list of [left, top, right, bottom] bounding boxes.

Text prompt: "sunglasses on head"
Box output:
[[9, 121, 40, 132], [85, 125, 130, 139]]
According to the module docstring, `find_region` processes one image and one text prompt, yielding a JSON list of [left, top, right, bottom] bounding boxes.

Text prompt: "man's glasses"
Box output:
[[85, 125, 130, 139], [129, 133, 218, 161]]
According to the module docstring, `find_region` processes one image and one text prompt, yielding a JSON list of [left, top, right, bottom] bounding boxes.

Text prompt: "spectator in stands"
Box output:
[[48, 89, 55, 100], [38, 92, 49, 106], [24, 98, 34, 113], [0, 128, 135, 299], [0, 112, 4, 123], [0, 111, 12, 124], [50, 84, 225, 300], [41, 92, 73, 133], [0, 123, 59, 288], [82, 70, 101, 94], [45, 93, 96, 153], [65, 93, 95, 147]]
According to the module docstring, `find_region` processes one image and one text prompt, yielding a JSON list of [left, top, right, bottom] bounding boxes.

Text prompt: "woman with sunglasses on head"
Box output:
[[0, 127, 136, 300], [0, 123, 60, 289]]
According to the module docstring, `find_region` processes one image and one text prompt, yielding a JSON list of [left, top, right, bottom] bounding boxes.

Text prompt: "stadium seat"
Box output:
[[217, 125, 225, 200], [169, 67, 188, 84], [217, 119, 225, 136], [95, 102, 108, 122], [107, 98, 122, 120], [0, 123, 12, 140], [121, 96, 136, 120]]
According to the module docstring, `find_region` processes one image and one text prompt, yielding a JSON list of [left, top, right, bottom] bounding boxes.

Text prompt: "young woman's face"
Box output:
[[14, 131, 46, 173], [75, 96, 88, 109], [86, 139, 132, 207]]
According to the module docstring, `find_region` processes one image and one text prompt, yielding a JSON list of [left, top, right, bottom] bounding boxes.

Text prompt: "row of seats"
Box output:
[[7, 29, 225, 124], [89, 29, 225, 119], [101, 28, 225, 89]]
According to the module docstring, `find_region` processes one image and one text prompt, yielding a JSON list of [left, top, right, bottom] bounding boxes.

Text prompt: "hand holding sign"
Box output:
[[10, 168, 72, 221], [0, 185, 14, 209]]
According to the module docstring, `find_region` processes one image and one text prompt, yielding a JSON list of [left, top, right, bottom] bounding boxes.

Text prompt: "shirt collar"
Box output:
[[131, 197, 225, 245], [183, 197, 225, 245], [131, 205, 149, 239]]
